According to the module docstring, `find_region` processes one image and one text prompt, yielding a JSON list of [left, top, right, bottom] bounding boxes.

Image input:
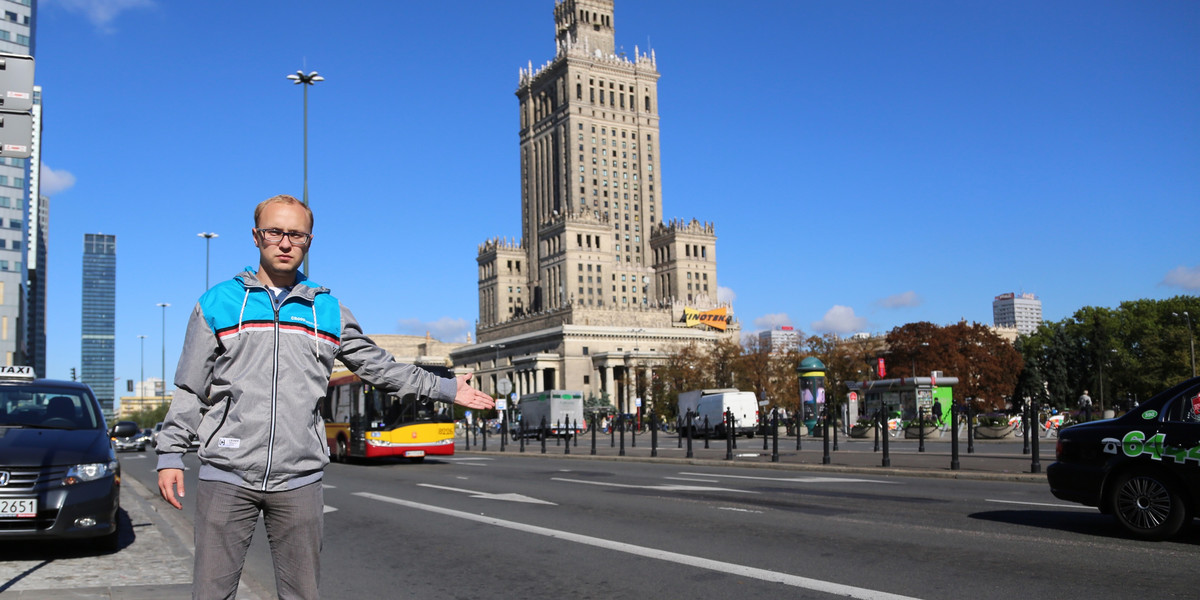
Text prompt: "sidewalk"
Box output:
[[456, 428, 1056, 482], [0, 469, 266, 599]]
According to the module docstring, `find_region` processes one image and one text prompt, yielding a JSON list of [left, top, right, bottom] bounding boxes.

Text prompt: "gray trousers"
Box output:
[[193, 479, 323, 600]]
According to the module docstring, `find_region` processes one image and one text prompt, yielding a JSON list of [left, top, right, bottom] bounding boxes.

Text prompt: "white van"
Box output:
[[679, 390, 759, 438]]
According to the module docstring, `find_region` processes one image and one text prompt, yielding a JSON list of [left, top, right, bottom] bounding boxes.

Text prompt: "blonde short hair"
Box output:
[[254, 194, 314, 230]]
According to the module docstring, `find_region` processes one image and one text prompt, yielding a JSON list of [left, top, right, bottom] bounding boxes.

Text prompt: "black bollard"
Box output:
[[651, 410, 658, 457], [631, 412, 637, 448], [703, 416, 711, 449], [873, 409, 880, 452], [482, 416, 487, 452], [500, 412, 506, 453], [967, 400, 975, 454], [770, 409, 779, 463], [762, 410, 769, 451], [1022, 401, 1031, 455], [556, 419, 561, 447], [619, 415, 626, 456], [685, 410, 694, 459], [950, 401, 960, 471], [880, 408, 891, 467], [574, 416, 579, 448], [519, 420, 525, 453], [731, 411, 738, 450], [822, 401, 831, 465], [590, 413, 597, 455], [677, 416, 683, 449], [795, 413, 802, 451], [1030, 399, 1041, 474], [540, 416, 547, 454], [564, 417, 571, 455], [918, 407, 926, 453], [724, 409, 733, 460], [610, 415, 615, 447]]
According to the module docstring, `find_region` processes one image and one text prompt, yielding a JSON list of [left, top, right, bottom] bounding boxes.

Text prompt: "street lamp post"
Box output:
[[137, 335, 146, 397], [197, 232, 218, 290], [157, 303, 170, 396], [286, 69, 324, 276], [1174, 311, 1196, 378]]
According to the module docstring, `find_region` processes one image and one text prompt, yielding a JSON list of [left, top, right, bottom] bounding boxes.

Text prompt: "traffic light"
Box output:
[[0, 52, 34, 159], [70, 367, 76, 381]]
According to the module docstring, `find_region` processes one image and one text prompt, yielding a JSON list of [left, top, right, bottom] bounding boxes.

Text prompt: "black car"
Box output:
[[1047, 376, 1200, 540], [0, 366, 121, 551], [110, 420, 145, 452]]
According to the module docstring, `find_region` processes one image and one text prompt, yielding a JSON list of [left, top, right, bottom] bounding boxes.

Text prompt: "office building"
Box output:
[[992, 292, 1042, 336], [759, 326, 800, 353], [0, 0, 36, 368], [452, 0, 734, 414], [82, 233, 116, 415]]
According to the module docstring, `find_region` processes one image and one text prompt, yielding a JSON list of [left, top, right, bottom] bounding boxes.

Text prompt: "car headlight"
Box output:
[[63, 461, 119, 486]]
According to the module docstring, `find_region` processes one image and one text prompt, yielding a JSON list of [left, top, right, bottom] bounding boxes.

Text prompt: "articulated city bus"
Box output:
[[321, 368, 455, 463]]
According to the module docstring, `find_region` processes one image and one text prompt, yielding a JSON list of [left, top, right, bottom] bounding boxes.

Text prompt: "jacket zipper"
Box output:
[[262, 299, 281, 491]]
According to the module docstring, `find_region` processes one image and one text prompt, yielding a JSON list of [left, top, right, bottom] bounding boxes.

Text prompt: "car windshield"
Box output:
[[0, 387, 103, 430]]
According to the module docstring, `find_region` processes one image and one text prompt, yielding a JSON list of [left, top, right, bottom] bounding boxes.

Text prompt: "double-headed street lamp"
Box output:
[[1174, 311, 1196, 378], [197, 232, 218, 290], [286, 69, 324, 276], [157, 303, 170, 396]]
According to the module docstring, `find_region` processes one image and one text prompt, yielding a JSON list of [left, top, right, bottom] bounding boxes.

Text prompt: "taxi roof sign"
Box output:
[[0, 365, 35, 380]]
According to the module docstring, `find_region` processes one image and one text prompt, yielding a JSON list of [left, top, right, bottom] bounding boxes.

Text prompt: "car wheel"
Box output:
[[1108, 470, 1188, 541]]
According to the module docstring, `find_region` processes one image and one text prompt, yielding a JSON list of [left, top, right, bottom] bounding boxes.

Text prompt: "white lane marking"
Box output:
[[552, 477, 757, 494], [445, 457, 493, 462], [986, 499, 1093, 510], [324, 484, 336, 489], [356, 491, 921, 600], [418, 483, 557, 505], [718, 506, 763, 514], [664, 476, 720, 483], [323, 505, 338, 513], [679, 471, 897, 485]]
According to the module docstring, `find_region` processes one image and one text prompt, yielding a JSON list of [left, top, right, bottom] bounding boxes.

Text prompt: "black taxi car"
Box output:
[[0, 366, 121, 551], [1047, 376, 1200, 540]]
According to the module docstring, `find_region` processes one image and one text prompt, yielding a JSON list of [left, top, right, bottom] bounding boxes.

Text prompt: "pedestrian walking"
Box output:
[[155, 194, 494, 600]]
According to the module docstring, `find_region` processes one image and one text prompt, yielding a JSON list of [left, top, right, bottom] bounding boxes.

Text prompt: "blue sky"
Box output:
[[33, 0, 1200, 389]]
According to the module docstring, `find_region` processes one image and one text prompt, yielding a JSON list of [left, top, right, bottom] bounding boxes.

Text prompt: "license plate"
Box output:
[[0, 498, 37, 518], [404, 450, 426, 458]]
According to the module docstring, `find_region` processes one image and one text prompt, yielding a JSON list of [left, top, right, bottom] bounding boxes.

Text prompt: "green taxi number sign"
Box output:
[[0, 498, 37, 518]]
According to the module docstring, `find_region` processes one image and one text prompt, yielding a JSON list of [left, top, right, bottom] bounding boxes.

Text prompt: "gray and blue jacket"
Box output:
[[156, 268, 457, 491]]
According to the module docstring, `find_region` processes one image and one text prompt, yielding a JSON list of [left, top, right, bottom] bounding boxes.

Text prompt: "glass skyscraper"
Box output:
[[0, 0, 36, 370], [82, 233, 116, 415]]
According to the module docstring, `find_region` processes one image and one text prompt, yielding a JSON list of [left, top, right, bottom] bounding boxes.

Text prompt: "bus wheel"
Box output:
[[336, 439, 348, 463]]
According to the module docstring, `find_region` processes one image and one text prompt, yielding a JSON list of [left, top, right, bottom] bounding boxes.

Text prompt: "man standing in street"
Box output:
[[156, 194, 494, 599], [1078, 390, 1092, 422]]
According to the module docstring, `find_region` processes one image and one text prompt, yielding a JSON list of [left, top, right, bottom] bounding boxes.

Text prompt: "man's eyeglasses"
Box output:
[[256, 228, 312, 246]]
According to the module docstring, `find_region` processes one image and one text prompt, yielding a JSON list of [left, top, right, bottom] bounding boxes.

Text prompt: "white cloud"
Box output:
[[49, 0, 155, 32], [1162, 265, 1200, 291], [396, 317, 471, 343], [752, 313, 792, 331], [811, 305, 868, 335], [40, 163, 77, 196], [717, 286, 736, 304], [876, 291, 921, 309]]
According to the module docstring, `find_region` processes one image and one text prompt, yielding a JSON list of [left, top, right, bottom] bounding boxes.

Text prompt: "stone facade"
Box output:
[[454, 0, 733, 412]]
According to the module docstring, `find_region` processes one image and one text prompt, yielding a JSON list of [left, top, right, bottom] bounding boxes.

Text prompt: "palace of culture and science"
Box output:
[[450, 0, 736, 413]]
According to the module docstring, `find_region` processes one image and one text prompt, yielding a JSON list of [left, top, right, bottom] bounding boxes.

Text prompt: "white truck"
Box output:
[[677, 389, 759, 438], [510, 390, 586, 440]]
